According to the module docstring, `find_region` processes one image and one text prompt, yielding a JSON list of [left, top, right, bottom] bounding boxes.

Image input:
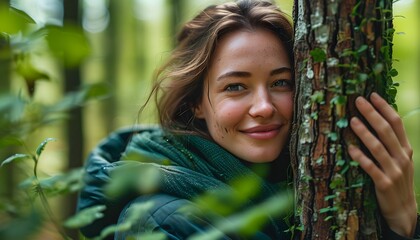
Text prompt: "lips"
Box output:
[[241, 124, 282, 140]]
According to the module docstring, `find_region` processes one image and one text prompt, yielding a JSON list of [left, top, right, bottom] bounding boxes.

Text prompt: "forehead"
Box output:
[[209, 28, 291, 71]]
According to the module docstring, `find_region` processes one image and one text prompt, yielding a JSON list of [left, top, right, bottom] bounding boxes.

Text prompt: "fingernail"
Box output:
[[370, 92, 380, 100], [355, 96, 366, 105], [350, 117, 360, 125]]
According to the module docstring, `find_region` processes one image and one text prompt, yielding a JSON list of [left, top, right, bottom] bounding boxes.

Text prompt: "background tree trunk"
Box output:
[[63, 1, 83, 239], [291, 0, 396, 239], [168, 0, 184, 47]]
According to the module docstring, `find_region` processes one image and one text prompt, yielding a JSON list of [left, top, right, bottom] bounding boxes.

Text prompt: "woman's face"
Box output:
[[195, 28, 293, 163]]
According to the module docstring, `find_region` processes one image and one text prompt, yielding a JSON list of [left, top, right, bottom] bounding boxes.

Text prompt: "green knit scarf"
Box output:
[[120, 127, 282, 202]]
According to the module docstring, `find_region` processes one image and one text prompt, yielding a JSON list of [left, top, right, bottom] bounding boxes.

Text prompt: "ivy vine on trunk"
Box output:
[[291, 0, 397, 239]]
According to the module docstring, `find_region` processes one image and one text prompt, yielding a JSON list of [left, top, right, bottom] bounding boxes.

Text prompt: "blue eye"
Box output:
[[225, 84, 245, 92], [272, 80, 291, 88]]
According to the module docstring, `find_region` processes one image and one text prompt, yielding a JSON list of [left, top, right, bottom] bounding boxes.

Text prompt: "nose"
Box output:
[[249, 89, 275, 118]]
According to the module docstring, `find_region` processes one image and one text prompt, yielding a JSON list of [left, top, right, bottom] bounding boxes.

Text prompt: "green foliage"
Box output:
[[0, 3, 108, 240], [0, 209, 44, 240], [191, 175, 264, 217], [1, 138, 73, 239], [336, 118, 348, 128], [36, 138, 56, 157], [1, 153, 32, 167], [310, 91, 325, 104], [0, 4, 35, 34], [64, 205, 107, 229], [189, 192, 293, 240], [104, 162, 161, 198], [20, 168, 85, 197], [45, 25, 91, 67], [310, 48, 326, 63], [93, 202, 162, 240]]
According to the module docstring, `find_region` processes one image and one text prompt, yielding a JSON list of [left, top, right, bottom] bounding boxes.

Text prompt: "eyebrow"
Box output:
[[216, 67, 292, 81], [270, 67, 292, 75]]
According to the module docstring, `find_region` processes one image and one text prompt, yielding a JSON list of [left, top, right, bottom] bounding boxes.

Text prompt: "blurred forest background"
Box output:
[[0, 0, 418, 239]]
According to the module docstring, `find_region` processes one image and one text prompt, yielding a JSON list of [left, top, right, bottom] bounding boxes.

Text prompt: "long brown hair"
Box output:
[[148, 0, 293, 137]]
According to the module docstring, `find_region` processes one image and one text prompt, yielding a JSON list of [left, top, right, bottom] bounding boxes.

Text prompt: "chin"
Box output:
[[245, 155, 278, 163]]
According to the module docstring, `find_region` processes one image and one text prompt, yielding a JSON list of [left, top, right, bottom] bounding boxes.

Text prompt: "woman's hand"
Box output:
[[348, 92, 417, 237]]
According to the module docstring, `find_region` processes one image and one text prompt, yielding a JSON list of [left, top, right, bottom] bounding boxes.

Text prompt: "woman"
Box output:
[[77, 0, 419, 239]]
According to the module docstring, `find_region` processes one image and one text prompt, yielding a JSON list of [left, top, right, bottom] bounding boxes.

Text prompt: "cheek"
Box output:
[[212, 101, 245, 131], [275, 93, 294, 118]]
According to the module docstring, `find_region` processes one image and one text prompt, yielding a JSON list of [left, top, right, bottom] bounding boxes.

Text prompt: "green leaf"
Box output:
[[388, 68, 398, 77], [324, 194, 337, 201], [16, 56, 50, 83], [83, 82, 111, 101], [340, 165, 350, 174], [36, 138, 56, 157], [357, 73, 368, 82], [319, 207, 330, 214], [46, 83, 111, 112], [97, 202, 155, 239], [330, 95, 346, 106], [45, 24, 91, 67], [315, 157, 324, 165], [350, 182, 364, 188], [356, 45, 368, 54], [189, 192, 292, 240], [319, 206, 338, 214], [1, 153, 32, 167], [340, 49, 354, 57], [34, 168, 85, 196], [100, 224, 129, 239], [351, 1, 362, 16], [0, 4, 35, 34], [349, 161, 360, 167], [336, 159, 345, 166], [403, 107, 420, 119], [105, 163, 161, 198], [386, 87, 397, 99], [327, 132, 338, 141], [336, 118, 348, 128], [310, 91, 324, 104], [64, 205, 106, 229], [191, 175, 263, 217], [310, 48, 327, 63]]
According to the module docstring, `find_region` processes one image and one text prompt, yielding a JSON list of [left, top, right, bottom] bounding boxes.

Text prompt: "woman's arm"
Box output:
[[348, 92, 418, 237]]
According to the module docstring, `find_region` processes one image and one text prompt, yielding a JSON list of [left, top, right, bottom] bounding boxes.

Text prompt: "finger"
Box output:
[[348, 144, 387, 186], [355, 96, 402, 158], [370, 93, 413, 157], [350, 117, 395, 172]]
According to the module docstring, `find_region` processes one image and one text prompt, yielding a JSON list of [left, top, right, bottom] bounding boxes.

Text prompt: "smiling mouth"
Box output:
[[241, 125, 282, 140]]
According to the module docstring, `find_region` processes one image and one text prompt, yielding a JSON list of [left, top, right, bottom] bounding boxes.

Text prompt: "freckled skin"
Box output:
[[195, 28, 293, 163]]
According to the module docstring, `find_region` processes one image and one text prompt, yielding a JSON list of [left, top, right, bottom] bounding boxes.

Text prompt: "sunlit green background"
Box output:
[[1, 0, 419, 239]]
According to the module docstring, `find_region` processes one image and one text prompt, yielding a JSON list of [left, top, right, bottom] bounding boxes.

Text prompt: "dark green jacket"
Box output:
[[77, 126, 420, 240]]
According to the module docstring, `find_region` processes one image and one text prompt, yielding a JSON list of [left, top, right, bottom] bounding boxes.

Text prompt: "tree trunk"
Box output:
[[102, 0, 117, 132], [168, 0, 184, 47], [291, 0, 395, 239], [63, 1, 83, 239]]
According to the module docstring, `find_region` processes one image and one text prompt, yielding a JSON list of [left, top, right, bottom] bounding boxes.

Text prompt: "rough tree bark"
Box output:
[[291, 0, 396, 239]]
